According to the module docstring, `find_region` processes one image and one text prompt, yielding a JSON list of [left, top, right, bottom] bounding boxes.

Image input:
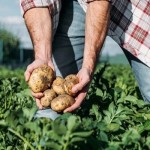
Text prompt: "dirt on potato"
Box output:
[[52, 76, 66, 95], [41, 89, 57, 108], [28, 65, 54, 93], [64, 74, 79, 96], [51, 94, 75, 112]]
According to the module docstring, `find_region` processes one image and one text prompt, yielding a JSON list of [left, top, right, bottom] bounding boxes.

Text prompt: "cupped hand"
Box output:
[[64, 67, 92, 113], [25, 59, 55, 109]]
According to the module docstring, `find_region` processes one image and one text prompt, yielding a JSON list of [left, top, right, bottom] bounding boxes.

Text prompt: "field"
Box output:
[[1, 63, 150, 150]]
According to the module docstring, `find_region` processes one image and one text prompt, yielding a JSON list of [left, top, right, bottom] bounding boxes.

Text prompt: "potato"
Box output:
[[51, 94, 75, 112], [28, 65, 54, 93], [52, 76, 66, 95], [64, 74, 79, 96], [41, 89, 57, 107]]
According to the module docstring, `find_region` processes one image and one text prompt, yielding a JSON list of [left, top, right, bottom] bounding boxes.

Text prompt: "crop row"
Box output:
[[0, 64, 150, 150]]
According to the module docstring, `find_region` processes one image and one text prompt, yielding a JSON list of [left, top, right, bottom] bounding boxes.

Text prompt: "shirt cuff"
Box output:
[[20, 0, 53, 17]]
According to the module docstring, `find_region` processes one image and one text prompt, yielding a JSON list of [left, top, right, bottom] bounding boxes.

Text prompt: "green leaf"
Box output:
[[144, 121, 150, 130], [96, 88, 103, 97], [0, 119, 7, 127], [144, 114, 150, 120], [48, 130, 62, 142], [70, 137, 86, 143], [103, 110, 111, 123], [45, 141, 62, 150], [122, 128, 140, 145], [52, 121, 67, 136], [67, 116, 78, 131], [106, 141, 121, 150], [146, 136, 150, 149], [103, 110, 111, 118], [71, 131, 93, 138], [124, 95, 138, 104], [24, 122, 41, 133], [108, 102, 115, 115], [114, 87, 123, 93], [90, 104, 102, 121], [6, 146, 13, 150], [106, 123, 120, 132], [23, 107, 37, 121], [116, 104, 125, 114], [99, 131, 108, 142], [97, 122, 107, 131]]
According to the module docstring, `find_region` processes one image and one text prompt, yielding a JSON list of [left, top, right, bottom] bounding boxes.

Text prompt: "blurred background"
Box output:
[[0, 0, 128, 69]]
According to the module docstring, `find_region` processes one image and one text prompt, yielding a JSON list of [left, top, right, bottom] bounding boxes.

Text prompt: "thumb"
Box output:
[[72, 79, 87, 93]]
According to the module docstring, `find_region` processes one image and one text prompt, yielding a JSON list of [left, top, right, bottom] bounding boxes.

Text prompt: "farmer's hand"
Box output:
[[64, 67, 92, 113], [25, 59, 55, 109]]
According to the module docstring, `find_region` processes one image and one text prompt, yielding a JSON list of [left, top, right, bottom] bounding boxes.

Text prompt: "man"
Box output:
[[20, 0, 150, 120]]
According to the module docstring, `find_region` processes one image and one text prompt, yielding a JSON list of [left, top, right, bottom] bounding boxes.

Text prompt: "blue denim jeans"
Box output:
[[35, 0, 150, 120], [123, 49, 150, 103]]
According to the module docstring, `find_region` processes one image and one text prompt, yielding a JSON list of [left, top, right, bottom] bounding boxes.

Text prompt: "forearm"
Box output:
[[82, 1, 110, 74], [24, 8, 52, 62]]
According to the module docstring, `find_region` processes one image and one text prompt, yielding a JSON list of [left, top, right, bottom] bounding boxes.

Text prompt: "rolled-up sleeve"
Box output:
[[20, 0, 61, 36], [78, 0, 111, 12], [85, 0, 112, 3], [20, 0, 61, 17]]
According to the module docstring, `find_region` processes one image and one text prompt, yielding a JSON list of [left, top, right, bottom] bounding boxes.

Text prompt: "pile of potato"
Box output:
[[28, 65, 78, 112]]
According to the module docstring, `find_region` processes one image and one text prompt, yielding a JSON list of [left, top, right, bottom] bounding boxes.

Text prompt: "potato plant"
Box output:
[[1, 64, 150, 150]]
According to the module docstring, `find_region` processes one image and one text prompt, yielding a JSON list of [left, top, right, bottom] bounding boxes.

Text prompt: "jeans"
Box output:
[[123, 49, 150, 103], [34, 0, 150, 120]]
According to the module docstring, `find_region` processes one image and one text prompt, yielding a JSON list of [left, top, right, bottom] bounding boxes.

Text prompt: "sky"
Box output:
[[0, 0, 32, 48], [0, 0, 123, 56]]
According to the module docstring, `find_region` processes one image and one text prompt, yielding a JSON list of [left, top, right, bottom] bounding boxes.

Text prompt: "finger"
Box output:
[[24, 71, 31, 82], [64, 92, 86, 113], [72, 83, 84, 93], [72, 77, 90, 93], [32, 91, 44, 99], [63, 101, 80, 113], [27, 63, 36, 72], [35, 99, 43, 109], [25, 64, 35, 82]]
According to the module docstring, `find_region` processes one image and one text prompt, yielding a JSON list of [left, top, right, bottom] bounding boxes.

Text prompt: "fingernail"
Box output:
[[72, 87, 77, 93], [64, 110, 68, 113]]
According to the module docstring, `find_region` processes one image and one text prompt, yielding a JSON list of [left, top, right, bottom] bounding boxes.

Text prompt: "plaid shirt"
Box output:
[[20, 0, 150, 67]]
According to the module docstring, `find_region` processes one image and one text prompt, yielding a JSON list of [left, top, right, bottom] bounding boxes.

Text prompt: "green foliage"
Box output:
[[0, 63, 150, 150], [0, 27, 20, 63]]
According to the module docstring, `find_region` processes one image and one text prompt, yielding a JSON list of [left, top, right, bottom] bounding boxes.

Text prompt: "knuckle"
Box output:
[[85, 76, 90, 83], [77, 85, 82, 91]]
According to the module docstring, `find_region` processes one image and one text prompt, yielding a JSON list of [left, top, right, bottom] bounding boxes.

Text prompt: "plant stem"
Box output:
[[63, 131, 71, 150], [8, 128, 35, 150], [38, 145, 42, 150]]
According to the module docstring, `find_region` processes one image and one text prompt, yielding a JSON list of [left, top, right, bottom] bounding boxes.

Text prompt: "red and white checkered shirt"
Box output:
[[20, 0, 150, 67]]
